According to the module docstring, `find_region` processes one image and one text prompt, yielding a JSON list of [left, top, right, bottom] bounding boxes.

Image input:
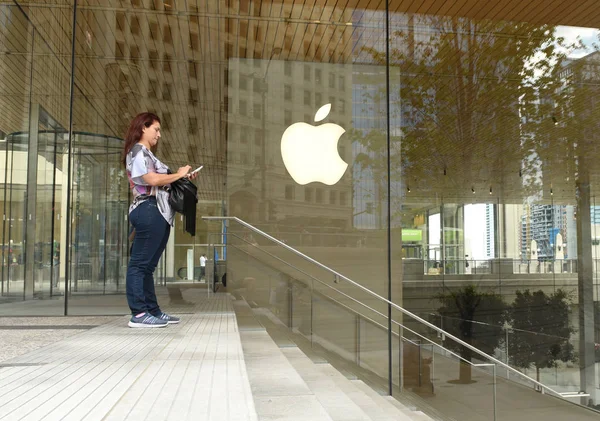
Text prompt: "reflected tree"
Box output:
[[507, 289, 575, 383], [436, 285, 507, 383]]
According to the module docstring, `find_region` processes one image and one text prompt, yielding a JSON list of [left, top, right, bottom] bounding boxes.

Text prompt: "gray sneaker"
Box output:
[[154, 312, 180, 324], [128, 313, 168, 328]]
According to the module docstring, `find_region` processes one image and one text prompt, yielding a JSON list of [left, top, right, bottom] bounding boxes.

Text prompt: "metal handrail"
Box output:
[[202, 216, 589, 400]]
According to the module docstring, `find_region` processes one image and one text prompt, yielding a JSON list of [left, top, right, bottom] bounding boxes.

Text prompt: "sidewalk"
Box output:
[[0, 294, 257, 421]]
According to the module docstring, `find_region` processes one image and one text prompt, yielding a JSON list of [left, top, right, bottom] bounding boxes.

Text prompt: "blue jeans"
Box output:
[[126, 197, 171, 315]]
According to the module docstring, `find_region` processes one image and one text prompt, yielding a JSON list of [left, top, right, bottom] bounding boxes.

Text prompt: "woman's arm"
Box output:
[[141, 165, 192, 186]]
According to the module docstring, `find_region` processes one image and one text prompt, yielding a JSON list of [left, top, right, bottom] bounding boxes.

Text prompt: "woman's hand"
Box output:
[[176, 165, 192, 179], [187, 170, 199, 181]]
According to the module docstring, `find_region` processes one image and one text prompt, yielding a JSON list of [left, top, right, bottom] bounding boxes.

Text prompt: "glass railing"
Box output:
[[204, 217, 599, 420]]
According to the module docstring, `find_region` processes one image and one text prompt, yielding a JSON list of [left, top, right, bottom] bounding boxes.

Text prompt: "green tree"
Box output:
[[507, 289, 575, 382], [436, 285, 507, 383]]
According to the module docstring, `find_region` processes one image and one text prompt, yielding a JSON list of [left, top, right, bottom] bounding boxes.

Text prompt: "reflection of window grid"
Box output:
[[284, 85, 292, 101], [340, 192, 347, 206], [188, 88, 198, 104], [285, 61, 292, 76], [188, 117, 198, 134], [149, 21, 158, 39], [239, 100, 247, 116], [115, 42, 125, 59], [149, 50, 158, 69], [330, 191, 337, 204], [329, 73, 335, 88], [163, 25, 172, 43], [285, 185, 295, 200], [130, 16, 140, 35], [162, 83, 172, 100], [316, 189, 323, 203], [163, 53, 172, 72], [116, 12, 125, 30], [304, 64, 311, 81], [305, 188, 313, 202], [254, 129, 262, 145], [304, 90, 311, 106], [315, 69, 322, 84], [284, 110, 292, 126], [253, 103, 262, 119]]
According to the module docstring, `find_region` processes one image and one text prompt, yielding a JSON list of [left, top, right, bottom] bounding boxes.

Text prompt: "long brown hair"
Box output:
[[122, 112, 160, 166]]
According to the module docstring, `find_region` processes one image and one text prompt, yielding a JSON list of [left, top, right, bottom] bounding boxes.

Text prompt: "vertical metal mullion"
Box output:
[[385, 0, 393, 396], [64, 0, 78, 315], [49, 132, 58, 296]]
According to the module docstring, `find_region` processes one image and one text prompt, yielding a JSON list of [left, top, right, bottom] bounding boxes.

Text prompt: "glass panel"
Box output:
[[0, 3, 72, 315]]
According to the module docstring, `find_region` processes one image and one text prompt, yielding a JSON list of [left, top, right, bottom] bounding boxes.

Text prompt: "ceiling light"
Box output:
[[489, 187, 493, 195], [552, 115, 558, 125], [471, 187, 475, 194]]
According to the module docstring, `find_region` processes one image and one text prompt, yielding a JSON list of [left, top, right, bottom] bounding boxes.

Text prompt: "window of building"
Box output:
[[339, 75, 345, 90], [339, 99, 346, 113], [329, 72, 335, 88], [162, 83, 172, 100], [239, 100, 247, 116], [284, 110, 292, 126], [115, 41, 125, 59], [189, 32, 199, 51], [284, 61, 292, 76], [116, 12, 125, 30], [148, 79, 157, 98], [329, 191, 337, 204], [188, 117, 198, 134], [304, 64, 311, 81], [163, 53, 172, 72], [315, 92, 322, 106], [240, 127, 247, 143], [149, 50, 158, 69], [305, 188, 313, 202], [188, 88, 198, 104], [315, 68, 322, 84], [149, 21, 158, 40], [340, 192, 347, 206], [253, 103, 262, 120], [304, 90, 311, 106], [239, 75, 247, 90], [255, 129, 262, 145], [130, 16, 140, 35], [163, 112, 172, 130], [284, 85, 292, 101], [285, 185, 295, 200], [316, 188, 323, 203], [130, 46, 140, 65], [163, 25, 172, 43], [188, 61, 196, 78]]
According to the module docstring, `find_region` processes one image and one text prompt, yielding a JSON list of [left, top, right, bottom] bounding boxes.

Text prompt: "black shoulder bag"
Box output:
[[168, 170, 198, 236]]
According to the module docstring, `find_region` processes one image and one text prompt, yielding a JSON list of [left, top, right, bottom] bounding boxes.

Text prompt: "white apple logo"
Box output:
[[280, 104, 348, 185]]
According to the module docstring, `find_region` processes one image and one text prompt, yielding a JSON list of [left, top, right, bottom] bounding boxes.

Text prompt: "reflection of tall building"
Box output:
[[520, 204, 573, 259], [226, 58, 354, 234], [485, 204, 495, 258]]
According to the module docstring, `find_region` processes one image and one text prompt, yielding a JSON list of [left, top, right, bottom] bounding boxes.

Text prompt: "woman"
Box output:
[[122, 112, 198, 328]]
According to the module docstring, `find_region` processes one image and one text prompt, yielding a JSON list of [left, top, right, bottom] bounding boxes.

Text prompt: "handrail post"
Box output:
[[493, 364, 497, 421], [356, 314, 361, 366]]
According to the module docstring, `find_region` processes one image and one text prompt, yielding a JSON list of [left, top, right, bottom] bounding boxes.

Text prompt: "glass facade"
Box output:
[[1, 0, 600, 413]]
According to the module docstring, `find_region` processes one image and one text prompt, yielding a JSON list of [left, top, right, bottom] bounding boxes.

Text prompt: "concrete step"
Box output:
[[281, 346, 373, 421], [351, 379, 434, 421], [239, 330, 334, 421]]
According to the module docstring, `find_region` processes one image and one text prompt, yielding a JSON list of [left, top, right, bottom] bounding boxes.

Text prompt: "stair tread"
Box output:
[[282, 347, 374, 421], [239, 330, 334, 421], [351, 379, 420, 421]]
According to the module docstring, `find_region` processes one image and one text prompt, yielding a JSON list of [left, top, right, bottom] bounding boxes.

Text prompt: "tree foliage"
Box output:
[[507, 289, 575, 381], [436, 285, 507, 383]]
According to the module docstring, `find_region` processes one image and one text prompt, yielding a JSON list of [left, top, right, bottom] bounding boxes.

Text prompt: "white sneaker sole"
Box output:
[[166, 320, 180, 324], [128, 321, 167, 328]]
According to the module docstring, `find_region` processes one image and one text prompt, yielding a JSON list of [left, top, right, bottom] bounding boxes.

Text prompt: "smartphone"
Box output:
[[188, 165, 203, 176]]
